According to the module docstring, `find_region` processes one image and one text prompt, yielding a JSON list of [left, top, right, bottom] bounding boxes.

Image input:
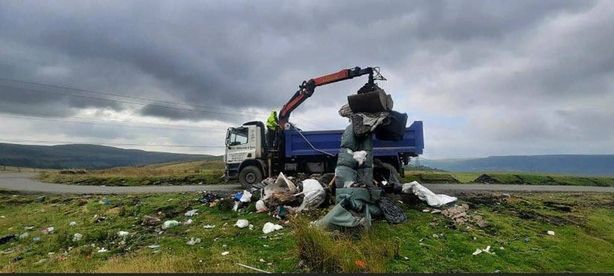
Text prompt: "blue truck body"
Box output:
[[284, 121, 424, 159]]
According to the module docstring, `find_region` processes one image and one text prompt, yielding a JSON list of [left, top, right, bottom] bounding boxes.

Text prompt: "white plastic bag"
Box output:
[[296, 179, 326, 211], [234, 219, 249, 228], [402, 181, 457, 207], [262, 222, 283, 234]]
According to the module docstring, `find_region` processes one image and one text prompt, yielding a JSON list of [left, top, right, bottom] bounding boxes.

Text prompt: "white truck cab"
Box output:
[[224, 121, 267, 186]]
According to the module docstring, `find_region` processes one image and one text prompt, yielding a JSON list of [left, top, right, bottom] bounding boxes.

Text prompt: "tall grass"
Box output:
[[292, 217, 399, 272]]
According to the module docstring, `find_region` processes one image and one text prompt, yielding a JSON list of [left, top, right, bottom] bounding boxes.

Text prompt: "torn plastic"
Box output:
[[262, 222, 283, 234], [402, 181, 457, 207], [295, 179, 326, 211], [234, 219, 249, 228], [162, 220, 180, 229], [185, 209, 199, 217]]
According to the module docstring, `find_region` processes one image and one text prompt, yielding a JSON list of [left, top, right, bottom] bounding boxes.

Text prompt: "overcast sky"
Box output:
[[0, 0, 612, 158]]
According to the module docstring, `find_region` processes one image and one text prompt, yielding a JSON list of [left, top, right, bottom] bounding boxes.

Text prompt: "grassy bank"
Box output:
[[36, 159, 614, 187], [38, 160, 224, 186], [0, 191, 612, 272], [403, 170, 614, 187]]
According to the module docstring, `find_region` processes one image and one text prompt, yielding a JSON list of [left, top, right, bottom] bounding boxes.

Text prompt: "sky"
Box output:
[[0, 0, 612, 159]]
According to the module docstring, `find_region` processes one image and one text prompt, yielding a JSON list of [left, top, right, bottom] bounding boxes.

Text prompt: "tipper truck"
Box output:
[[224, 67, 424, 187]]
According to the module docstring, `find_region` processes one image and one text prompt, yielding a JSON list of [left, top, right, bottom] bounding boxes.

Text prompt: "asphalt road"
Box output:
[[1, 172, 613, 195]]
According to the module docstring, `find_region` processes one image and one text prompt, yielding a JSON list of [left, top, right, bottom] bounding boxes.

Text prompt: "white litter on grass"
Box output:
[[234, 219, 249, 228], [69, 221, 77, 226], [42, 227, 54, 234], [24, 226, 34, 230], [147, 244, 160, 249], [185, 209, 199, 217], [162, 220, 180, 229], [240, 190, 252, 203], [72, 233, 83, 242], [117, 231, 129, 237], [472, 245, 493, 256], [547, 230, 555, 236], [184, 219, 193, 225], [221, 251, 230, 256], [187, 237, 201, 245], [249, 224, 254, 230], [262, 222, 283, 234], [203, 224, 216, 229], [255, 200, 268, 212], [402, 181, 457, 207], [19, 232, 29, 239], [97, 248, 108, 253]]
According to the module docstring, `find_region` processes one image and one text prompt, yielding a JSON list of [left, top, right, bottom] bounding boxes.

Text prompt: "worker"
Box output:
[[265, 111, 279, 149]]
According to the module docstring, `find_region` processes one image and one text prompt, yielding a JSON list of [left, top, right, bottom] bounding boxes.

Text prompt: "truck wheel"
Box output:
[[239, 166, 262, 188]]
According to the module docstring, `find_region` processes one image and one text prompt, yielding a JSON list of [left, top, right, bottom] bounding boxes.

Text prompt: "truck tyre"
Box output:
[[239, 165, 262, 188]]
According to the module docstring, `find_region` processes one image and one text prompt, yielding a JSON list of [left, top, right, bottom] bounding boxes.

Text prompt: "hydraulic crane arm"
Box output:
[[278, 66, 382, 129]]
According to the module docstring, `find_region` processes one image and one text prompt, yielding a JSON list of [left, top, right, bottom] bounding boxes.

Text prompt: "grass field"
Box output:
[[0, 190, 612, 272], [35, 160, 614, 187], [38, 160, 224, 186]]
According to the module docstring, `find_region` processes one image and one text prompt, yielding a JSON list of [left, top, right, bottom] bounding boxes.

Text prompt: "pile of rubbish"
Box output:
[[211, 83, 472, 230], [196, 84, 476, 231]]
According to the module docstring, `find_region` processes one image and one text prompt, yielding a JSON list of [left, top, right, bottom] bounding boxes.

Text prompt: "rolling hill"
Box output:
[[0, 143, 220, 169], [421, 154, 614, 176]]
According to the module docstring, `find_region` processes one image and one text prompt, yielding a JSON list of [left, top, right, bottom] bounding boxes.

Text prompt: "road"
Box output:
[[1, 172, 613, 195]]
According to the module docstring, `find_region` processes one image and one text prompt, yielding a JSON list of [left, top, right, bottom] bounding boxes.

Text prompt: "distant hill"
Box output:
[[0, 143, 221, 169], [421, 155, 614, 176]]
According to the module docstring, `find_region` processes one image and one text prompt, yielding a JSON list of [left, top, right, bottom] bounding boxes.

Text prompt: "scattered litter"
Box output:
[[32, 237, 41, 242], [24, 226, 34, 231], [91, 214, 106, 223], [422, 209, 431, 213], [187, 237, 201, 246], [185, 209, 199, 217], [255, 200, 268, 212], [41, 227, 54, 234], [72, 233, 83, 242], [262, 222, 283, 234], [162, 220, 180, 229], [199, 191, 220, 205], [402, 181, 457, 207], [203, 224, 216, 229], [147, 244, 160, 249], [184, 219, 193, 225], [499, 247, 505, 250], [237, 263, 271, 274], [221, 251, 230, 256], [69, 221, 77, 226], [97, 248, 109, 253], [547, 230, 555, 236], [234, 219, 249, 229], [355, 259, 367, 269], [259, 258, 266, 263], [117, 231, 129, 237], [472, 245, 493, 256], [19, 232, 29, 239], [0, 234, 16, 244], [431, 209, 441, 214], [240, 190, 253, 203], [34, 258, 47, 265], [249, 224, 254, 230], [98, 197, 111, 205]]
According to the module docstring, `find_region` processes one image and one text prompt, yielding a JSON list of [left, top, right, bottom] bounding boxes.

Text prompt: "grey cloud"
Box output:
[[0, 0, 612, 157]]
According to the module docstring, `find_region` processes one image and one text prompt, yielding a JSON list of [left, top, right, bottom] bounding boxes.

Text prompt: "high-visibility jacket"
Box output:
[[266, 111, 278, 130]]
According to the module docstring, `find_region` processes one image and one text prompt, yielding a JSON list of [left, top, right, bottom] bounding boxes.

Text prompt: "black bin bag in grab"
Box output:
[[375, 111, 407, 141]]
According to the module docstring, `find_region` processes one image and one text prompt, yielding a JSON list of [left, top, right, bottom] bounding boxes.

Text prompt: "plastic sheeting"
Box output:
[[402, 181, 457, 207]]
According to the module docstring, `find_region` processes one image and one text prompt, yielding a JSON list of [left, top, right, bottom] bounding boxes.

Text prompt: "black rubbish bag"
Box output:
[[375, 111, 408, 141]]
